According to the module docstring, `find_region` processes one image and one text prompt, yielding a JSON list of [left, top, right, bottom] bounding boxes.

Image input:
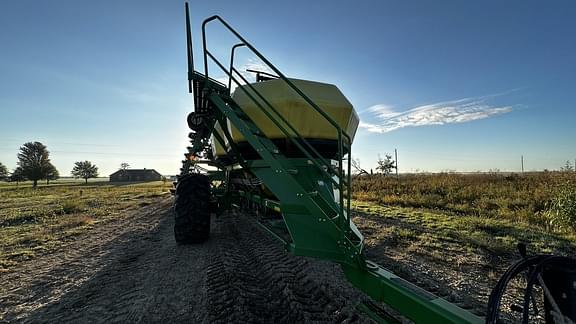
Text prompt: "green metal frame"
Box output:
[[180, 6, 483, 323]]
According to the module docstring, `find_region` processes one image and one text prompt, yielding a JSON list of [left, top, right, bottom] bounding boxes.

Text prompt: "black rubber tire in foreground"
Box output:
[[174, 173, 211, 244]]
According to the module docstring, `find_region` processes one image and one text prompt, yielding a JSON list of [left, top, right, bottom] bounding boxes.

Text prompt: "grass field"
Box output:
[[2, 172, 575, 276], [352, 172, 576, 257], [0, 180, 172, 272]]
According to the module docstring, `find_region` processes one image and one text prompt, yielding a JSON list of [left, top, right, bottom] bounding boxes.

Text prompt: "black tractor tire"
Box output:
[[173, 173, 211, 244]]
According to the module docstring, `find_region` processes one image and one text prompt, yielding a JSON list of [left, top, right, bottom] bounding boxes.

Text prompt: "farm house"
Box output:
[[109, 169, 162, 182]]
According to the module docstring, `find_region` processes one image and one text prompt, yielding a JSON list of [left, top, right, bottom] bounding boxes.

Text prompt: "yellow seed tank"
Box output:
[[211, 78, 359, 158]]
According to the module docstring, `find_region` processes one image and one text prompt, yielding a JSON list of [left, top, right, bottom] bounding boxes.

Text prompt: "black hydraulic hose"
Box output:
[[521, 256, 576, 324], [485, 255, 550, 324], [487, 254, 576, 324], [521, 256, 557, 323]]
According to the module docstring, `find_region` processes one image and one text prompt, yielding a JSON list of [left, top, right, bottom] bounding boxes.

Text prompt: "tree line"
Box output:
[[0, 142, 99, 187]]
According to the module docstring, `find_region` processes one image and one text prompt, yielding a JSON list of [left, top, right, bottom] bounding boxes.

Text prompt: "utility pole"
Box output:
[[521, 155, 524, 174], [395, 148, 399, 179]]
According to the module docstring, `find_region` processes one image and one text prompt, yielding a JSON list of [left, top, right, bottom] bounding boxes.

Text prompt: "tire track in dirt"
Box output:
[[1, 198, 374, 323], [205, 210, 372, 323], [1, 197, 167, 320], [1, 197, 211, 323]]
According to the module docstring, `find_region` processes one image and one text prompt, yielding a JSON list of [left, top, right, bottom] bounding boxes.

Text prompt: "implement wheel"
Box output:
[[174, 173, 211, 244]]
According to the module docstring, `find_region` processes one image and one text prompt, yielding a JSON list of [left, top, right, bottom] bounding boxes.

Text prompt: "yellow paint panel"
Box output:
[[229, 78, 359, 144]]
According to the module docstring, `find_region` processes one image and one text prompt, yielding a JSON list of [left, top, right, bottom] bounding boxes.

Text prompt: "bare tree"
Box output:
[[351, 157, 369, 175], [120, 162, 130, 170]]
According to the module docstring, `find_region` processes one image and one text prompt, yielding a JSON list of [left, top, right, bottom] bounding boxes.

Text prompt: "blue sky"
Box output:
[[0, 0, 574, 175]]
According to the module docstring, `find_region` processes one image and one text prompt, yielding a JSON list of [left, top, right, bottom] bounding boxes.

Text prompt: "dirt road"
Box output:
[[1, 197, 372, 323]]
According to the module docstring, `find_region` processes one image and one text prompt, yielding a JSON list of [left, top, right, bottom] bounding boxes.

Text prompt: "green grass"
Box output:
[[353, 172, 576, 232], [353, 201, 576, 258], [0, 180, 172, 272], [352, 172, 576, 259]]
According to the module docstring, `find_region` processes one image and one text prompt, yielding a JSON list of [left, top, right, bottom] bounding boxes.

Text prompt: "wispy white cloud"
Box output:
[[360, 95, 513, 133]]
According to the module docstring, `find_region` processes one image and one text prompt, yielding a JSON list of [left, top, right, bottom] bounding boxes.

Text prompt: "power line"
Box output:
[[50, 150, 180, 157], [0, 139, 121, 147]]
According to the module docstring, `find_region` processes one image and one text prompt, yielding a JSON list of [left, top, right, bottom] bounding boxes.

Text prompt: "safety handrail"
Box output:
[[201, 15, 352, 228], [201, 15, 351, 145], [228, 43, 246, 90], [203, 16, 352, 228]]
